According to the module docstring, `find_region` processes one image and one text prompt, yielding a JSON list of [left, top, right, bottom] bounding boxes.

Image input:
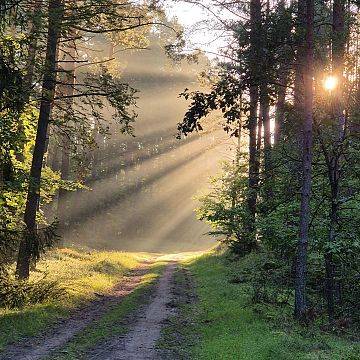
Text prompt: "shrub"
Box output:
[[0, 272, 64, 309]]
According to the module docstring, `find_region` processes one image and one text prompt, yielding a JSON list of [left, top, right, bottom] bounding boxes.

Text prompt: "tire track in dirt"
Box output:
[[0, 261, 153, 360], [86, 261, 178, 360]]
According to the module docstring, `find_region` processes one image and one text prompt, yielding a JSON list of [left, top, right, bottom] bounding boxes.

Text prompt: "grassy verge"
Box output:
[[156, 266, 197, 359], [0, 247, 154, 351], [50, 261, 166, 360], [165, 251, 360, 360]]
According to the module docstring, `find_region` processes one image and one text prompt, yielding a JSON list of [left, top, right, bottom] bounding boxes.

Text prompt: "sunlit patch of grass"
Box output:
[[0, 247, 154, 351], [31, 248, 148, 298], [180, 252, 360, 360], [50, 263, 166, 360]]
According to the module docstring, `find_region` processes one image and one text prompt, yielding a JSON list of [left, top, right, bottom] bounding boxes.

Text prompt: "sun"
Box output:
[[324, 75, 338, 91]]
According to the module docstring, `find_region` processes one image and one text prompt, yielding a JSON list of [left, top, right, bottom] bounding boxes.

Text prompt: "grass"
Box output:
[[0, 247, 154, 351], [174, 251, 360, 360], [156, 266, 198, 359], [50, 261, 166, 360]]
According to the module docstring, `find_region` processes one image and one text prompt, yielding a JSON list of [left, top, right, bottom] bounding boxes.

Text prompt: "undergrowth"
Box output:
[[0, 273, 63, 309], [174, 251, 360, 360], [0, 247, 152, 351]]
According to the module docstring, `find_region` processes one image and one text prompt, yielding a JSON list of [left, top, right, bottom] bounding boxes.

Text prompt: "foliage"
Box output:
[[180, 252, 360, 359], [0, 0, 160, 272], [179, 0, 360, 327], [197, 133, 360, 323], [178, 69, 243, 138], [0, 272, 63, 309], [195, 160, 255, 254]]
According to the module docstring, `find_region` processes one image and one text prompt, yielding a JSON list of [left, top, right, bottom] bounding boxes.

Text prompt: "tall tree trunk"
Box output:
[[246, 0, 262, 248], [257, 101, 262, 155], [57, 136, 70, 232], [324, 0, 346, 322], [274, 69, 288, 144], [16, 0, 64, 279], [247, 85, 259, 246], [44, 137, 62, 222], [23, 4, 43, 105], [260, 84, 272, 200], [293, 0, 307, 154], [91, 125, 100, 180], [236, 95, 243, 164], [294, 0, 306, 113], [15, 3, 43, 162], [274, 0, 288, 145], [294, 0, 314, 320]]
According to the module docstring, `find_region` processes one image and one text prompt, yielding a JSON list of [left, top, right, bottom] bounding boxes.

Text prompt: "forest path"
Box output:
[[0, 253, 198, 360], [87, 260, 178, 360], [0, 260, 155, 360]]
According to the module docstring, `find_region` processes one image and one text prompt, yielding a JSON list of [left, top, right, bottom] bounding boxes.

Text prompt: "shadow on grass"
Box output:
[[158, 252, 360, 360]]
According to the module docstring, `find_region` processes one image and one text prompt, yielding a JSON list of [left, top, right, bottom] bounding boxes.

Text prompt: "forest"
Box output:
[[0, 0, 359, 359]]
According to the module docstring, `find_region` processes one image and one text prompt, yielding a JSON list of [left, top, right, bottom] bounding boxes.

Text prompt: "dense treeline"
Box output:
[[179, 0, 360, 325], [1, 0, 359, 334], [0, 0, 173, 278], [0, 0, 214, 295]]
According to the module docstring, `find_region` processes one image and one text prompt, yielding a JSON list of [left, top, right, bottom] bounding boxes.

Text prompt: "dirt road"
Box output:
[[88, 262, 177, 360], [0, 257, 185, 360]]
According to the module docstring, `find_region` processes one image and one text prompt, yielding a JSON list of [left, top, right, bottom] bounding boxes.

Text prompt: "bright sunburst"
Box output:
[[324, 75, 338, 91]]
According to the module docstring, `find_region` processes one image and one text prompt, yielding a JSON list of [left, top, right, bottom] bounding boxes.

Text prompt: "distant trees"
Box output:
[[178, 0, 360, 324], [0, 0, 169, 278]]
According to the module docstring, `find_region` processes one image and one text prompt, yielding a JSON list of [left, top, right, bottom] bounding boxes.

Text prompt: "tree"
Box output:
[[246, 0, 261, 248], [16, 0, 65, 279], [294, 0, 315, 321], [13, 0, 169, 278], [322, 0, 346, 322]]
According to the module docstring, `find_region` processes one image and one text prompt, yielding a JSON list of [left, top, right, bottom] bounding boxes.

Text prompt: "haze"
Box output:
[[57, 34, 231, 253]]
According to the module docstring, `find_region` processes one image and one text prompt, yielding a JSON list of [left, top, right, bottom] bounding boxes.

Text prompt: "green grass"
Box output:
[[156, 266, 197, 359], [182, 251, 360, 360], [50, 262, 166, 360], [0, 247, 154, 351]]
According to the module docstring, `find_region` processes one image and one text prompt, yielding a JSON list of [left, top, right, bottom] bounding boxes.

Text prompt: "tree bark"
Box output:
[[274, 0, 288, 145], [57, 135, 70, 232], [15, 3, 43, 162], [247, 85, 259, 245], [246, 0, 262, 247], [236, 95, 243, 164], [294, 0, 314, 320], [274, 69, 288, 144], [324, 0, 346, 322], [294, 0, 306, 114], [16, 0, 64, 279], [260, 84, 272, 199], [293, 0, 307, 160], [23, 3, 43, 105]]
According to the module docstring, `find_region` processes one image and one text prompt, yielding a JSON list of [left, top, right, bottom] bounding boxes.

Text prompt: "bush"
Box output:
[[0, 272, 64, 309]]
